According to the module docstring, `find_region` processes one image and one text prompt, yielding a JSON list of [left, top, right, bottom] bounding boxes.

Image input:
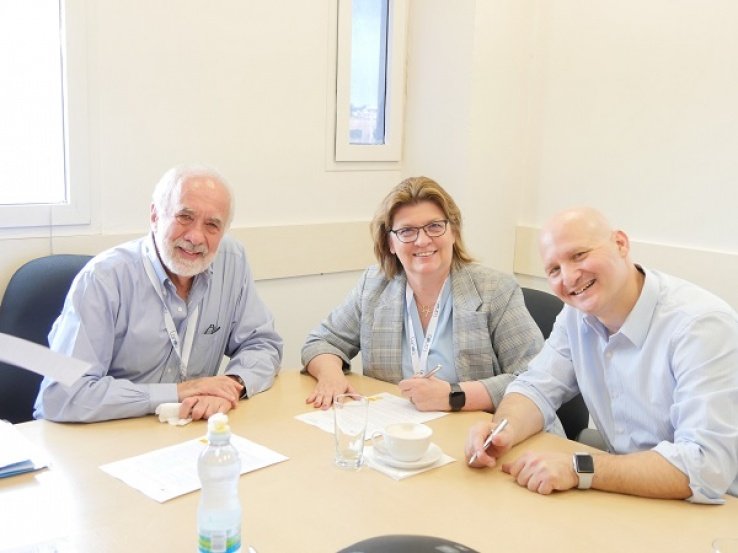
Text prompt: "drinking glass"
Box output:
[[333, 393, 368, 469], [713, 538, 738, 553]]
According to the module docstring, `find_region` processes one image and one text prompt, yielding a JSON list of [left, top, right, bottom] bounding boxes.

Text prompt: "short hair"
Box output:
[[151, 165, 234, 227], [370, 176, 474, 279]]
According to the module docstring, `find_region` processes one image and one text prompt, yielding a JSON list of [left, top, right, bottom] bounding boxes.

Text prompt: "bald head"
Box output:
[[539, 207, 613, 254], [538, 207, 642, 332]]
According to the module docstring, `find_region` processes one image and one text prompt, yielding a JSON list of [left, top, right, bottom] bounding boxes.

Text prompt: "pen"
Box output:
[[468, 418, 509, 465], [417, 364, 442, 379]]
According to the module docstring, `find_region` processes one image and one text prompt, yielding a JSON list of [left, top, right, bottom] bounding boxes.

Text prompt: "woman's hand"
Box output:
[[398, 376, 450, 411], [305, 354, 355, 409]]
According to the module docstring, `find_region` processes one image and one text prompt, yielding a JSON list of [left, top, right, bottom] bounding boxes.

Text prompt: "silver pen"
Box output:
[[417, 364, 442, 379], [468, 418, 509, 465]]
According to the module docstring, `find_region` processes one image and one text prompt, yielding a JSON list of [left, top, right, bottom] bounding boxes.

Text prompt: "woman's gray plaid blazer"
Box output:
[[301, 263, 543, 408]]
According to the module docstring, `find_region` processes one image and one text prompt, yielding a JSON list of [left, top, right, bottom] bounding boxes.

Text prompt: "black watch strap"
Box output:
[[227, 375, 248, 399], [449, 383, 466, 412]]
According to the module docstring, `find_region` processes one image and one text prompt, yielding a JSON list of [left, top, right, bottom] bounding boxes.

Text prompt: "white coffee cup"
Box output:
[[371, 422, 433, 462]]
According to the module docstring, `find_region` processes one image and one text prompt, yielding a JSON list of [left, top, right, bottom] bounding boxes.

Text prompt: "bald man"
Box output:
[[35, 166, 283, 423], [465, 207, 738, 503]]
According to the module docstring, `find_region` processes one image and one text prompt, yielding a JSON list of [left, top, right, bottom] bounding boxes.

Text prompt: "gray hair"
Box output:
[[151, 165, 235, 227]]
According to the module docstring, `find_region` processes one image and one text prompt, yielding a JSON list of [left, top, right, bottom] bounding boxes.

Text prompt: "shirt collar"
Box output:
[[142, 233, 214, 294], [581, 265, 655, 347], [143, 233, 169, 288], [617, 265, 657, 348]]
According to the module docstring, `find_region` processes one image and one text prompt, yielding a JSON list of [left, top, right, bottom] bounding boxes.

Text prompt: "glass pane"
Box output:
[[0, 0, 66, 205], [349, 0, 388, 145]]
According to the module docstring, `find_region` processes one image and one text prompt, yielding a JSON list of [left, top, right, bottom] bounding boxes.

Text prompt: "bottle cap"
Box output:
[[207, 413, 231, 439]]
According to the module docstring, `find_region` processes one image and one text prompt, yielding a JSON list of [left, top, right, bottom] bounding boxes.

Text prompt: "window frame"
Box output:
[[332, 0, 408, 164], [0, 0, 90, 230]]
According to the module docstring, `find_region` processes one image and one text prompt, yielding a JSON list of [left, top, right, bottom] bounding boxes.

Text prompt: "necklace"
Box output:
[[419, 304, 433, 318]]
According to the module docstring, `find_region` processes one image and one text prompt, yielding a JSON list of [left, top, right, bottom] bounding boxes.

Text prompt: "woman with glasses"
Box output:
[[301, 177, 543, 412]]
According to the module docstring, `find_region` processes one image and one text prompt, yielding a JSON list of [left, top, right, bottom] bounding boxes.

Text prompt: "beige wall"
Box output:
[[2, 1, 737, 372]]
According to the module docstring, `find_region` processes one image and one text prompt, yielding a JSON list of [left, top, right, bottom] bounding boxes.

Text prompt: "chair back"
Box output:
[[521, 287, 590, 440], [0, 254, 92, 423]]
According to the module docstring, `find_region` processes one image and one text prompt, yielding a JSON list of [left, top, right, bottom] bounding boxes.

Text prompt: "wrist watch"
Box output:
[[572, 452, 594, 489], [227, 375, 248, 399], [448, 383, 466, 412]]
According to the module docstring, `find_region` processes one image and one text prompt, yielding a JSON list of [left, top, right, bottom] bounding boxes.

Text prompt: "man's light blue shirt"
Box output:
[[507, 267, 738, 504], [34, 234, 283, 422]]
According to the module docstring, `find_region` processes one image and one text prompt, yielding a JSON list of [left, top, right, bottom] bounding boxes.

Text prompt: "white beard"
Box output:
[[155, 230, 213, 277]]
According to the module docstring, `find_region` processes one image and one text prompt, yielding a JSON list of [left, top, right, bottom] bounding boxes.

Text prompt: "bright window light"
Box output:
[[0, 0, 66, 206], [334, 0, 407, 163]]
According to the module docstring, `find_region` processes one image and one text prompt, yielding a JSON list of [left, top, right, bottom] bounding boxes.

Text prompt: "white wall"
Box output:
[[404, 0, 738, 307], [520, 0, 738, 253], [2, 1, 737, 374]]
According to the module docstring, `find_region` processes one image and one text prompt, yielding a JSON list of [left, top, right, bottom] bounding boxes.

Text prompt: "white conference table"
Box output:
[[1, 372, 737, 552]]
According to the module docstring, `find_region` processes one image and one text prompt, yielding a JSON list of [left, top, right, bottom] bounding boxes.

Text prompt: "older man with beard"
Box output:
[[34, 166, 283, 422]]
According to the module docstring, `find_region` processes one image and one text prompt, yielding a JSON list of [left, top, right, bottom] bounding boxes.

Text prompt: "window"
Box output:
[[333, 0, 407, 163], [0, 0, 89, 229]]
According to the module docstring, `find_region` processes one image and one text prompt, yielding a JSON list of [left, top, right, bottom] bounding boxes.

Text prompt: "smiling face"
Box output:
[[151, 176, 230, 281], [389, 201, 456, 285], [539, 208, 637, 331]]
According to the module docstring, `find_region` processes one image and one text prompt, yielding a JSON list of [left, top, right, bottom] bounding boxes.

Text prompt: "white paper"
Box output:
[[0, 333, 91, 387], [295, 392, 447, 436], [0, 420, 49, 478], [100, 434, 288, 503]]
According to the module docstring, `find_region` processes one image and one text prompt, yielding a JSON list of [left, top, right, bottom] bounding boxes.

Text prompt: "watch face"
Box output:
[[575, 454, 594, 473], [449, 385, 465, 411]]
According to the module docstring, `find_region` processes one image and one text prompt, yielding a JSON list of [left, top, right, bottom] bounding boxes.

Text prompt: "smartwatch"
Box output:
[[449, 383, 466, 412], [572, 452, 594, 489], [227, 374, 248, 399]]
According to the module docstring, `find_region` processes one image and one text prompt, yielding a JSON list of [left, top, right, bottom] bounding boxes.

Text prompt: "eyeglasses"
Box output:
[[388, 220, 449, 243]]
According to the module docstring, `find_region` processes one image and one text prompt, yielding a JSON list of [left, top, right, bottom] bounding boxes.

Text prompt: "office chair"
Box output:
[[338, 535, 480, 553], [521, 287, 591, 441], [0, 254, 92, 423]]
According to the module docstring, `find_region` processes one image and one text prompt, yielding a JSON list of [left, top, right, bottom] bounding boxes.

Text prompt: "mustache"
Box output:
[[174, 239, 208, 255]]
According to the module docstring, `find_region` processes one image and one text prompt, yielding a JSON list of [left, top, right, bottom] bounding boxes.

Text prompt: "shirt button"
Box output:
[[178, 307, 183, 312], [605, 351, 613, 359]]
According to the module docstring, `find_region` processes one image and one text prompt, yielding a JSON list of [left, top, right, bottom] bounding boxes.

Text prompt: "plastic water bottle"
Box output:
[[197, 413, 242, 553]]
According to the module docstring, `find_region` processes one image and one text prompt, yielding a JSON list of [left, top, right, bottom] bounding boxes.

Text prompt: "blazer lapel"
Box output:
[[451, 266, 487, 377], [368, 274, 406, 382]]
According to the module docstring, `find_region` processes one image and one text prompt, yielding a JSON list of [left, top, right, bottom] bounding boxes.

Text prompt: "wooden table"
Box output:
[[2, 372, 736, 552]]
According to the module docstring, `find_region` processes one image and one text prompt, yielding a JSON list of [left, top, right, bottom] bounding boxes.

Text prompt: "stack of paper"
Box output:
[[0, 420, 48, 478]]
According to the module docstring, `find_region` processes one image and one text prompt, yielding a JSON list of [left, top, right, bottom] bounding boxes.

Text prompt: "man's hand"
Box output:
[[502, 451, 578, 494], [465, 420, 513, 468], [178, 395, 234, 421], [177, 375, 242, 408]]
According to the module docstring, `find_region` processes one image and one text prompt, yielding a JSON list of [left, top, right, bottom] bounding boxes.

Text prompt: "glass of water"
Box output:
[[333, 393, 369, 469], [713, 538, 738, 553]]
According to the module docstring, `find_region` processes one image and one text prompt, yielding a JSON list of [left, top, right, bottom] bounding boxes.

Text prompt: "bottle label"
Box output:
[[198, 527, 241, 553]]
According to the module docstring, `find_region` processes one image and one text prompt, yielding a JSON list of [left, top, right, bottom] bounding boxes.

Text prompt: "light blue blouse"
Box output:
[[401, 282, 456, 381]]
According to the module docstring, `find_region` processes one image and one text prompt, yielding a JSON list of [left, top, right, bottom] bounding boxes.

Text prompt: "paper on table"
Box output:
[[0, 420, 49, 478], [295, 391, 447, 436], [100, 434, 288, 503], [0, 333, 91, 387]]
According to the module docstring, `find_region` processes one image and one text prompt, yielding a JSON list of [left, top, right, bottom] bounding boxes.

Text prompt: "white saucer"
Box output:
[[372, 443, 443, 470]]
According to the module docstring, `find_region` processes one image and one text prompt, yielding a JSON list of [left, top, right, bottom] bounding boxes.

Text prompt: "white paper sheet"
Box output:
[[295, 392, 447, 436], [0, 333, 91, 387], [0, 420, 49, 478], [100, 434, 288, 503]]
